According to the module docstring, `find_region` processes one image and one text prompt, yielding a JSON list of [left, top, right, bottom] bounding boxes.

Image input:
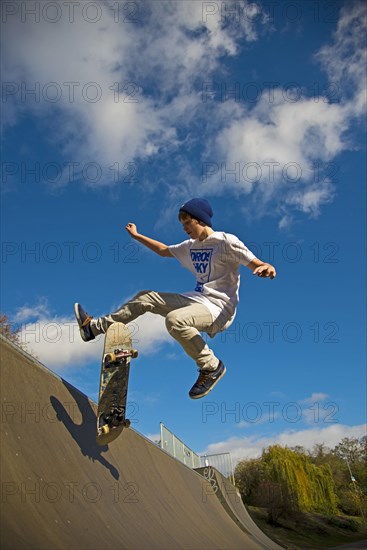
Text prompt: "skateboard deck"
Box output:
[[96, 322, 137, 445]]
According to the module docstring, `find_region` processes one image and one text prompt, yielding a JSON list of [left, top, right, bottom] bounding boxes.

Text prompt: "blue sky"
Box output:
[[1, 0, 366, 462]]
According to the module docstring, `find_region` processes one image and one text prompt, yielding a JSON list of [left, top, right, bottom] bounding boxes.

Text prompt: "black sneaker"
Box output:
[[74, 303, 95, 342], [189, 360, 226, 399]]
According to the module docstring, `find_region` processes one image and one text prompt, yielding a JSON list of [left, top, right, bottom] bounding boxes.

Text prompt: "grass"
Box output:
[[247, 507, 367, 549]]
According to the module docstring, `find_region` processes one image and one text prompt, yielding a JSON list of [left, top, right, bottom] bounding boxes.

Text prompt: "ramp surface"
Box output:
[[195, 467, 284, 549], [1, 337, 278, 549]]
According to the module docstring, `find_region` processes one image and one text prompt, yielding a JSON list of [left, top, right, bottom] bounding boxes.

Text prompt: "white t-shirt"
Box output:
[[168, 232, 256, 335]]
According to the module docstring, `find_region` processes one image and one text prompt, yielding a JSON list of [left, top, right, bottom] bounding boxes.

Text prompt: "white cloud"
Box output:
[[298, 393, 332, 426], [2, 1, 365, 223], [315, 0, 367, 117], [1, 6, 173, 172], [286, 178, 336, 218], [200, 1, 366, 226], [19, 315, 104, 371], [127, 313, 173, 353], [300, 392, 329, 405], [13, 299, 50, 323], [200, 424, 367, 465], [1, 0, 264, 183], [203, 91, 347, 225]]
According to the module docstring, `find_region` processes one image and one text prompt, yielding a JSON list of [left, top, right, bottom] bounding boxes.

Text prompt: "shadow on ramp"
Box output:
[[50, 378, 119, 480]]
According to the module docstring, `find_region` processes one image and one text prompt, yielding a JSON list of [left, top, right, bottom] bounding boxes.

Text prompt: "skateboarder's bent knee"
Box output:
[[165, 311, 184, 334]]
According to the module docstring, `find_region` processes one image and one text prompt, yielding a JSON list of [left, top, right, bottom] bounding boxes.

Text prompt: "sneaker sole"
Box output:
[[74, 302, 81, 322], [74, 303, 90, 342], [189, 366, 226, 400]]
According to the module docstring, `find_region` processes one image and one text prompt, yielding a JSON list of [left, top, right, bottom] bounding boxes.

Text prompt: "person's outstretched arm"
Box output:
[[125, 223, 173, 257], [247, 258, 276, 279]]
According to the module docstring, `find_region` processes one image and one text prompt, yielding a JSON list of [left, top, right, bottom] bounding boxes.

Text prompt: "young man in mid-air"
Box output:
[[75, 198, 276, 399]]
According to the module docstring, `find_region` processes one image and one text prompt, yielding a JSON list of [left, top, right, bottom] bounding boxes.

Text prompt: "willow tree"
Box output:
[[262, 445, 338, 516]]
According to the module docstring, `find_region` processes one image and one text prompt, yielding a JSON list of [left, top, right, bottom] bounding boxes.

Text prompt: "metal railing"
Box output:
[[159, 423, 235, 484]]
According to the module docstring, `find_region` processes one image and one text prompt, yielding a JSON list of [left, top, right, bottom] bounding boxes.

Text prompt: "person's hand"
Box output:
[[125, 223, 138, 238], [253, 263, 276, 279]]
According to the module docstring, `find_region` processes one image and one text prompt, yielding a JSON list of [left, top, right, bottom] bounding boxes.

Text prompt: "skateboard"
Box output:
[[96, 322, 138, 445]]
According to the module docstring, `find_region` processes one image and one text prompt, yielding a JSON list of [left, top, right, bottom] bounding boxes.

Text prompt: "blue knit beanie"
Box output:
[[179, 198, 213, 227]]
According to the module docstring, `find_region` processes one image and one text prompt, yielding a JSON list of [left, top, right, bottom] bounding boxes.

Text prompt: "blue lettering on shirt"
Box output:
[[190, 248, 213, 292]]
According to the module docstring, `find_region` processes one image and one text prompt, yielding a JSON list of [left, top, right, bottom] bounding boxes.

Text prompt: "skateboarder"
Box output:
[[75, 198, 276, 399]]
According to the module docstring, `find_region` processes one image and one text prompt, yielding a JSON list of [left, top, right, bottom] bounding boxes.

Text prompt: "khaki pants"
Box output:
[[90, 291, 219, 370]]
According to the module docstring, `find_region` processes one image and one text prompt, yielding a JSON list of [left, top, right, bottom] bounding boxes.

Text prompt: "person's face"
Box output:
[[180, 216, 205, 240]]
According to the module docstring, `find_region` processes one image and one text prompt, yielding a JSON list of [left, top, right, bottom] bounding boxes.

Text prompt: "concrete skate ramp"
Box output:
[[195, 467, 284, 550], [1, 337, 276, 550]]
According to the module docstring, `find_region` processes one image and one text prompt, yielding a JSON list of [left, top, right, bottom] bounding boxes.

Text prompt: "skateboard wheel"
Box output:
[[101, 425, 110, 435], [105, 352, 116, 364], [131, 350, 138, 359], [124, 419, 131, 428]]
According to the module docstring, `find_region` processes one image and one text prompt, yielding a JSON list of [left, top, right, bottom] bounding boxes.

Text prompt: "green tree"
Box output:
[[235, 445, 338, 522], [235, 458, 265, 501], [332, 437, 367, 519], [334, 437, 364, 464], [262, 446, 338, 516]]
